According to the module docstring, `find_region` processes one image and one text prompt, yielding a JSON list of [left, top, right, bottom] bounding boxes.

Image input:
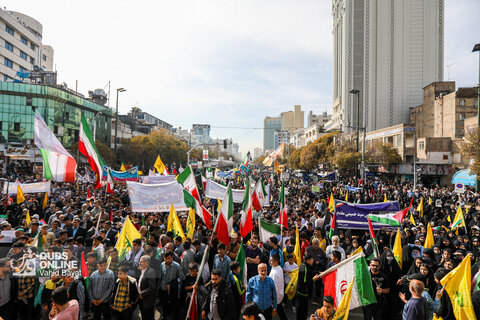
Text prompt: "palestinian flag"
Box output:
[[251, 180, 267, 212], [214, 184, 234, 245], [328, 212, 337, 240], [79, 113, 105, 189], [34, 111, 77, 183], [236, 243, 247, 289], [367, 218, 379, 258], [178, 166, 212, 229], [367, 198, 413, 227], [258, 218, 281, 244], [81, 252, 89, 289], [320, 253, 376, 309]]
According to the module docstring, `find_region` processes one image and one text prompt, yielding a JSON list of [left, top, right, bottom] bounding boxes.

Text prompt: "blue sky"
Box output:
[[3, 0, 479, 155]]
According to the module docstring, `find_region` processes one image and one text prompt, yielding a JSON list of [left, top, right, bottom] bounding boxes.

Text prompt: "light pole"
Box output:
[[473, 43, 480, 191], [349, 89, 360, 152], [93, 111, 102, 141], [114, 88, 126, 163]]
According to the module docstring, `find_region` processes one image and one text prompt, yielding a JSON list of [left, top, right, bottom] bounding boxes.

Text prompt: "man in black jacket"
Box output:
[[296, 253, 321, 320], [137, 255, 157, 320], [110, 265, 138, 320], [202, 269, 236, 320]]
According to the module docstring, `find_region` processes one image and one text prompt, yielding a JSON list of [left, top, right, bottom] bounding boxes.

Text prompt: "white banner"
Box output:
[[3, 181, 51, 195], [126, 181, 188, 212], [141, 175, 176, 184], [205, 179, 245, 203]]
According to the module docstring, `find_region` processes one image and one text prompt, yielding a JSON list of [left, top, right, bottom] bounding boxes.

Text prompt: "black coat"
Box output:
[[109, 276, 139, 309], [67, 226, 87, 239], [202, 280, 236, 320]]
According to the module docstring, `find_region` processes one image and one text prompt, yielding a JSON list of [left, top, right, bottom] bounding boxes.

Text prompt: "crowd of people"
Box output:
[[1, 167, 480, 320]]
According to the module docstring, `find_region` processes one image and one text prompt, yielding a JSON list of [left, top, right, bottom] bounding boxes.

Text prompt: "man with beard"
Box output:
[[158, 251, 185, 320], [202, 269, 235, 320], [245, 236, 262, 280], [246, 263, 277, 320], [362, 258, 390, 320]]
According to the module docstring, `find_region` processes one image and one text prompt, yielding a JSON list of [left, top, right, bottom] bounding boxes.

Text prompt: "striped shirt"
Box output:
[[158, 261, 184, 291]]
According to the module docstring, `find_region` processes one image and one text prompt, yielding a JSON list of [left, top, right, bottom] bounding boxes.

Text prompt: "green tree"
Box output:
[[461, 127, 480, 176], [288, 147, 303, 169], [333, 150, 361, 172]]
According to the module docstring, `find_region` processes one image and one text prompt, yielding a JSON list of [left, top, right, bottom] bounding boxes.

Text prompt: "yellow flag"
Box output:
[[351, 246, 363, 256], [424, 223, 434, 249], [417, 198, 423, 218], [409, 212, 416, 226], [26, 209, 31, 227], [294, 226, 301, 266], [216, 198, 222, 213], [154, 155, 166, 174], [333, 277, 354, 320], [393, 228, 403, 269], [120, 163, 126, 172], [328, 193, 335, 212], [451, 207, 466, 229], [440, 257, 476, 320], [345, 191, 348, 202], [384, 193, 387, 202], [138, 171, 143, 175], [115, 217, 142, 260], [167, 203, 186, 241], [285, 268, 299, 300], [42, 192, 48, 210], [186, 208, 195, 240], [339, 188, 343, 196], [17, 184, 25, 204], [428, 196, 433, 205], [447, 215, 451, 223]]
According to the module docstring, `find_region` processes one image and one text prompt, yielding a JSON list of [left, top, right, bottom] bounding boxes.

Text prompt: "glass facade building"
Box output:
[[0, 82, 112, 150]]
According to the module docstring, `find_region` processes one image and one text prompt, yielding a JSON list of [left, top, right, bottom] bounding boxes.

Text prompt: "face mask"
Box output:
[[386, 256, 394, 263]]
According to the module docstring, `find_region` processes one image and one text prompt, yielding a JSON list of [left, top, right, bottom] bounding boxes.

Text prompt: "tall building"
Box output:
[[331, 0, 444, 133], [0, 9, 54, 81], [307, 110, 331, 127], [273, 130, 290, 150], [280, 105, 304, 132], [263, 116, 281, 151]]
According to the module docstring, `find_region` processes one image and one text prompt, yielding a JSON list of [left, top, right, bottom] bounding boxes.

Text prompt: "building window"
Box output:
[[65, 112, 69, 120], [43, 54, 47, 61], [5, 25, 14, 36], [459, 113, 465, 120], [0, 122, 2, 130], [68, 129, 72, 136], [74, 130, 79, 140], [475, 100, 478, 108], [459, 99, 466, 107], [4, 58, 13, 69], [14, 122, 20, 132], [30, 57, 34, 64], [53, 125, 58, 134], [4, 41, 13, 52], [30, 43, 35, 50], [20, 51, 27, 60], [419, 141, 425, 150], [20, 36, 28, 45], [26, 97, 32, 106], [19, 66, 26, 72], [443, 155, 448, 160]]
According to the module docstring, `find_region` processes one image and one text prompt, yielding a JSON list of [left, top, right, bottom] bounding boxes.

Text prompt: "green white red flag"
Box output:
[[214, 183, 234, 244], [79, 113, 105, 189]]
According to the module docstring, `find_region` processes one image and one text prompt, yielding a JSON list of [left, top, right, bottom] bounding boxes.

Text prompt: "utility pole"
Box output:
[[114, 88, 126, 164], [349, 89, 361, 179], [473, 43, 480, 192]]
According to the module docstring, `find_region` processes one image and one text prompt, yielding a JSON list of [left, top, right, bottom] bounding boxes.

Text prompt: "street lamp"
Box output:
[[349, 89, 360, 152], [114, 88, 126, 163], [472, 43, 480, 191]]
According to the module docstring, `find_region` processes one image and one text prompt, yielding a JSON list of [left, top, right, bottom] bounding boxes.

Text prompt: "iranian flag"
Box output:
[[320, 252, 376, 309], [34, 111, 77, 183], [178, 166, 212, 229], [368, 198, 413, 227], [240, 179, 253, 238], [214, 183, 234, 244], [106, 169, 114, 194], [258, 218, 281, 244], [79, 114, 105, 189], [251, 179, 267, 212], [236, 243, 247, 289]]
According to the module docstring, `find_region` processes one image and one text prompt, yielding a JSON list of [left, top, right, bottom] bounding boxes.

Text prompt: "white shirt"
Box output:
[[325, 245, 346, 261], [283, 262, 297, 285], [137, 269, 145, 294], [269, 265, 284, 304]]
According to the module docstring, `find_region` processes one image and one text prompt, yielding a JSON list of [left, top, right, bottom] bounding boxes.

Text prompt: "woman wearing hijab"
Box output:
[[379, 249, 403, 318]]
